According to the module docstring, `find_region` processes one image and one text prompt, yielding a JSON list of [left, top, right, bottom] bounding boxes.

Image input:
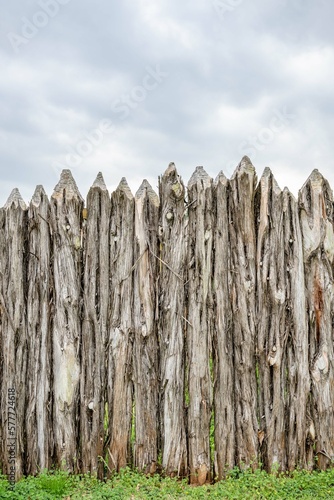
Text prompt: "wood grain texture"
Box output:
[[50, 170, 83, 471], [229, 157, 258, 468], [108, 178, 134, 472], [158, 163, 187, 477], [0, 189, 27, 479], [26, 186, 52, 475], [80, 173, 111, 476], [186, 166, 214, 485], [213, 171, 235, 478], [133, 180, 159, 472], [299, 170, 334, 469]]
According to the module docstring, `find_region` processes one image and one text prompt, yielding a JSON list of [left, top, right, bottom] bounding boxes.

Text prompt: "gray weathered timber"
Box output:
[[158, 163, 187, 477], [229, 157, 258, 467], [133, 180, 159, 472], [2, 163, 334, 479], [108, 178, 134, 471], [256, 169, 286, 470], [80, 173, 111, 476], [26, 186, 52, 474], [186, 166, 214, 485], [282, 188, 310, 470], [50, 170, 83, 471], [299, 170, 334, 469], [0, 190, 27, 479], [213, 171, 235, 479]]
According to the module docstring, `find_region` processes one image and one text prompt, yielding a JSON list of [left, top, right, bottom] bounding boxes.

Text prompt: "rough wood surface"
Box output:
[[1, 163, 334, 479], [282, 187, 310, 470], [229, 157, 258, 468], [0, 189, 27, 479], [213, 171, 235, 478], [26, 186, 52, 475], [0, 189, 27, 478], [133, 180, 159, 472], [299, 170, 334, 469], [186, 166, 213, 485], [50, 170, 83, 471], [108, 177, 134, 471], [80, 173, 111, 476], [255, 174, 310, 471], [158, 163, 187, 476]]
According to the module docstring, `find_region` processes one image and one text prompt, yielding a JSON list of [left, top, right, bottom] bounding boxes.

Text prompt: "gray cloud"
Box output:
[[0, 0, 333, 204]]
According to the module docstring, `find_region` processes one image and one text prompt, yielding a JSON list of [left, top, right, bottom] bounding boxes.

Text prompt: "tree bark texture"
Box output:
[[80, 173, 111, 476], [213, 171, 235, 479], [158, 163, 187, 477], [0, 190, 27, 479], [229, 157, 258, 468], [133, 180, 159, 472], [299, 170, 334, 469], [1, 161, 334, 479], [26, 186, 52, 475], [108, 178, 134, 472], [50, 170, 83, 471], [186, 166, 214, 485]]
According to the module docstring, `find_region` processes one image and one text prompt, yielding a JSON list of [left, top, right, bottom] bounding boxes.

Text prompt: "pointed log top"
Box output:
[[92, 172, 107, 191], [31, 185, 48, 207], [52, 169, 83, 202], [231, 156, 255, 179], [135, 179, 159, 206], [260, 167, 281, 193], [214, 170, 228, 187], [163, 162, 177, 178], [4, 188, 27, 210], [115, 177, 133, 199], [188, 166, 211, 189], [282, 187, 297, 207], [300, 169, 327, 193]]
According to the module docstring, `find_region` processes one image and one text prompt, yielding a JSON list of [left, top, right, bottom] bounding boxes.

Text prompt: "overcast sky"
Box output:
[[1, 0, 333, 205]]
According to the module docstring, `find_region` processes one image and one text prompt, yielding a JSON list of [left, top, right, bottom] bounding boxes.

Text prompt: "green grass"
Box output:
[[1, 467, 334, 499]]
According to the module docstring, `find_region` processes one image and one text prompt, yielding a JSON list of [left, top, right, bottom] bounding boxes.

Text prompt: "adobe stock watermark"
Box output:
[[225, 107, 296, 175], [7, 0, 71, 54], [52, 65, 168, 174], [212, 0, 244, 21]]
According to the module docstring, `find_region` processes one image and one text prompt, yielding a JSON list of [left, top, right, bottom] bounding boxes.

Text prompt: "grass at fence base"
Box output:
[[0, 467, 334, 499]]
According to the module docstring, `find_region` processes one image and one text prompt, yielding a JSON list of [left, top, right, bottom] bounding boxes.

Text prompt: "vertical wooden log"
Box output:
[[133, 180, 159, 472], [256, 169, 288, 470], [229, 156, 258, 468], [81, 173, 110, 476], [299, 170, 334, 469], [0, 189, 27, 479], [282, 187, 310, 470], [26, 186, 52, 474], [158, 163, 187, 477], [50, 170, 83, 471], [108, 178, 134, 471], [213, 171, 235, 479], [186, 166, 214, 485]]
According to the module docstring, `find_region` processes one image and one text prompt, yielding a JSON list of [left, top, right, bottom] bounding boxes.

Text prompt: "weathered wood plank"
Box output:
[[107, 178, 134, 472], [26, 186, 52, 474], [299, 170, 334, 469], [158, 163, 187, 477], [213, 171, 235, 479], [0, 189, 27, 479], [186, 166, 214, 485], [80, 173, 111, 476], [50, 170, 83, 471], [133, 180, 159, 472], [229, 157, 258, 468]]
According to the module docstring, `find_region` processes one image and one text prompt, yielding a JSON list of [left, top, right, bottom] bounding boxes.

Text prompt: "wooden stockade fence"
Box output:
[[0, 156, 334, 484]]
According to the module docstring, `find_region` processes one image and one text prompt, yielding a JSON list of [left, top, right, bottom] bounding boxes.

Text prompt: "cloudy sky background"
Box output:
[[0, 0, 333, 205]]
